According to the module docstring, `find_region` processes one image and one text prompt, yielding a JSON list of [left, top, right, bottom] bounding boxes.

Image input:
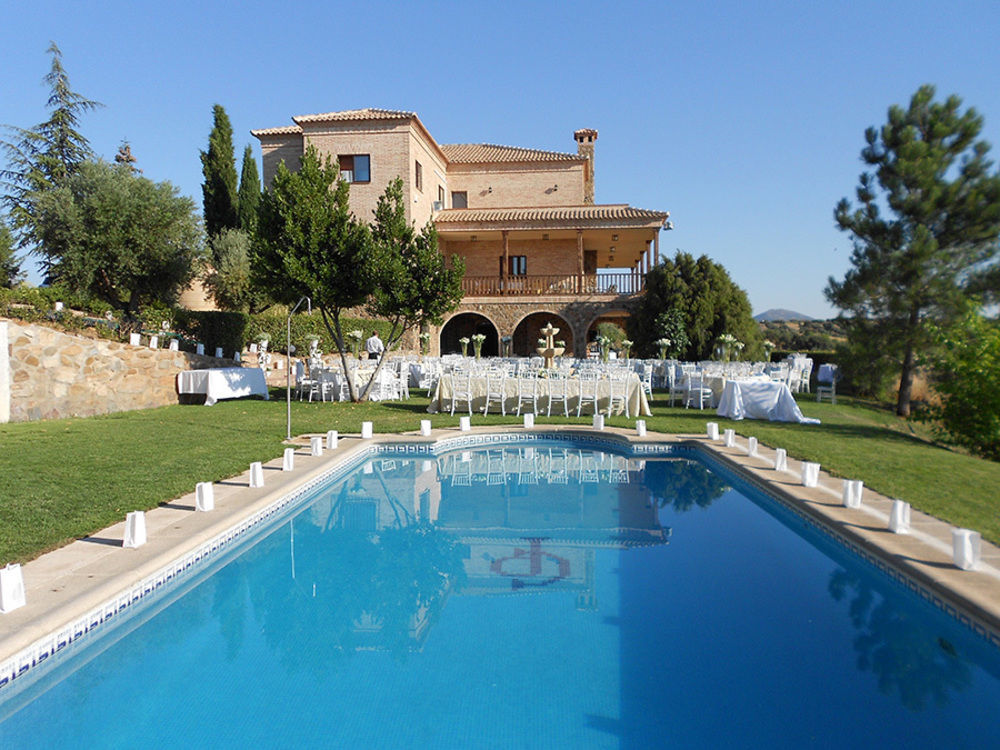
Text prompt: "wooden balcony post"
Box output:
[[653, 231, 659, 267], [577, 230, 584, 294], [502, 230, 509, 296]]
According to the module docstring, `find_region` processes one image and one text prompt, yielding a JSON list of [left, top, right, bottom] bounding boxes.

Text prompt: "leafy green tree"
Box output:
[[1, 42, 102, 249], [30, 160, 203, 321], [652, 309, 690, 358], [828, 85, 1000, 416], [200, 104, 239, 237], [237, 145, 261, 235], [252, 145, 376, 401], [630, 251, 761, 359], [919, 308, 1000, 460], [205, 228, 270, 313], [362, 177, 463, 399], [0, 219, 23, 287]]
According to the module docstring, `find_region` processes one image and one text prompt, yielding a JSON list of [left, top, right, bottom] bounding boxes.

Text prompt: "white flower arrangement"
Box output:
[[459, 336, 470, 345], [537, 338, 547, 347], [471, 334, 486, 344], [419, 332, 431, 341], [555, 340, 566, 348]]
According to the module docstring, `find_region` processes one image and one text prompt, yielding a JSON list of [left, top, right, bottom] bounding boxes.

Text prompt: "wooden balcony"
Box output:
[[460, 273, 644, 297]]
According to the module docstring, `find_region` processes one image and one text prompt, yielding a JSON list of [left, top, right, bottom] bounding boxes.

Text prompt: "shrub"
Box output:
[[918, 311, 1000, 461]]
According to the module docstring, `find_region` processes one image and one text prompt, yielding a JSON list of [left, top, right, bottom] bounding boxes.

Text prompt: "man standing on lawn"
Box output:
[[365, 330, 385, 360]]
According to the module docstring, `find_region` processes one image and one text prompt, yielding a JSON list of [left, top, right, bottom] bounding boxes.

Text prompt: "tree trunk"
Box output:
[[896, 306, 921, 417]]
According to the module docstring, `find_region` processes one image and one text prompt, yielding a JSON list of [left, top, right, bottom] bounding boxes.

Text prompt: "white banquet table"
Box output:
[[177, 368, 269, 406], [428, 374, 651, 416], [716, 379, 819, 424]]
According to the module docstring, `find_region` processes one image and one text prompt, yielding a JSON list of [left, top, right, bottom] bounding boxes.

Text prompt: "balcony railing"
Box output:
[[461, 273, 644, 297]]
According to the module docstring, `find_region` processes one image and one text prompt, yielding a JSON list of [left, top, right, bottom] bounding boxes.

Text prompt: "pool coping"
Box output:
[[3, 423, 1000, 691]]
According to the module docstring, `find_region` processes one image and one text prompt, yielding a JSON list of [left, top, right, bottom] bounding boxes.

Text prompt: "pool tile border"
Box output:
[[3, 425, 1000, 693]]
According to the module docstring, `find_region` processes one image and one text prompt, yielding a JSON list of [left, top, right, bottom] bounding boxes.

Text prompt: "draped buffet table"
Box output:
[[177, 368, 269, 406], [428, 374, 651, 416], [716, 379, 819, 424]]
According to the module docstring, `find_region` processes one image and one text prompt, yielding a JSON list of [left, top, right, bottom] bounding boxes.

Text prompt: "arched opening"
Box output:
[[512, 312, 572, 357], [585, 311, 630, 356], [439, 313, 500, 356]]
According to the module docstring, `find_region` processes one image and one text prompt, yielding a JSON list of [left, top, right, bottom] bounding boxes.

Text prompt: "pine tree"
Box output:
[[828, 85, 1000, 416], [0, 41, 102, 246], [237, 145, 260, 234], [114, 139, 140, 173], [200, 104, 239, 237]]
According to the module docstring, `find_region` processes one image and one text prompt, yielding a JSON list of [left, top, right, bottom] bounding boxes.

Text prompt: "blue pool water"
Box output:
[[2, 443, 1000, 748]]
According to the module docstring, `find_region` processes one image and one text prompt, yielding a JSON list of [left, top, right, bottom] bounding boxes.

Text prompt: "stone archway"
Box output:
[[439, 312, 501, 356], [511, 311, 572, 357], [585, 310, 630, 355]]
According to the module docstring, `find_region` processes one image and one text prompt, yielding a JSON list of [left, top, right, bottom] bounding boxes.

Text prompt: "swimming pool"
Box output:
[[2, 440, 1000, 748]]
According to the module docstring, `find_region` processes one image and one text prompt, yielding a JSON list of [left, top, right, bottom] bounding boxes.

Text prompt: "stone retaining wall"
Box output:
[[1, 319, 233, 423]]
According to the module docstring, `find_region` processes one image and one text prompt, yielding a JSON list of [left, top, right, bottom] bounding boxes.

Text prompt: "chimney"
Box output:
[[574, 128, 598, 204]]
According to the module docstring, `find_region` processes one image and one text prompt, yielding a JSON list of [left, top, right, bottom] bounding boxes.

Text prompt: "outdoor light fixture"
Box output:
[[612, 234, 619, 241], [552, 184, 558, 191], [488, 186, 492, 193], [542, 233, 550, 241], [470, 235, 478, 242]]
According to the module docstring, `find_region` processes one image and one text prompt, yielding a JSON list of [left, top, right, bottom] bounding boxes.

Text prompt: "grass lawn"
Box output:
[[1, 388, 997, 563]]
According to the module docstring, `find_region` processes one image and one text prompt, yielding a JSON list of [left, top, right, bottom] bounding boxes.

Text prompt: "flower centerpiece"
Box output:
[[471, 333, 486, 360], [419, 331, 431, 355], [596, 335, 611, 363], [346, 329, 364, 358], [655, 337, 671, 359], [716, 333, 740, 362], [500, 335, 513, 357], [621, 339, 633, 361], [762, 339, 775, 361], [458, 336, 470, 357]]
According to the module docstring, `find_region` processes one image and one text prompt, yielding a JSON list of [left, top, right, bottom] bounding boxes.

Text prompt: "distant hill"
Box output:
[[754, 309, 815, 322]]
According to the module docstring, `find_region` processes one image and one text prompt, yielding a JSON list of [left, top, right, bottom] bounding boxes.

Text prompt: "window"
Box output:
[[338, 154, 370, 183], [503, 255, 527, 276], [451, 191, 468, 208], [415, 160, 423, 192]]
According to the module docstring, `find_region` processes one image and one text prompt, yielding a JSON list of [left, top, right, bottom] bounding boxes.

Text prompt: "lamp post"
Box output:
[[286, 296, 311, 440]]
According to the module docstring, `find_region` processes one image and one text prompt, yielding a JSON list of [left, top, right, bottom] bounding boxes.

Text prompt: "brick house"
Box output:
[[252, 108, 671, 357]]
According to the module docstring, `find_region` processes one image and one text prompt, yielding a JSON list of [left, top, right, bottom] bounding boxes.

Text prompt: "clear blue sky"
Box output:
[[4, 0, 999, 318]]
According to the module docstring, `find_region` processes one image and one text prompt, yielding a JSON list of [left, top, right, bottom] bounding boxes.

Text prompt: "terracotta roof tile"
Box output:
[[434, 204, 669, 230], [435, 205, 667, 223], [441, 143, 582, 164], [292, 108, 416, 125], [249, 125, 302, 137]]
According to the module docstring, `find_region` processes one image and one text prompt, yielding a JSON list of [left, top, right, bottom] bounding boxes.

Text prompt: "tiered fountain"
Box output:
[[535, 322, 565, 369]]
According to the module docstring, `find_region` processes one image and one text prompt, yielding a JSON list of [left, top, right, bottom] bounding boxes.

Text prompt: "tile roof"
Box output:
[[292, 108, 416, 125], [441, 143, 583, 164], [434, 205, 668, 224], [249, 125, 302, 137]]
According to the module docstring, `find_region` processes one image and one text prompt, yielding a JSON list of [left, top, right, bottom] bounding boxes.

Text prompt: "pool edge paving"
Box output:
[[3, 424, 1000, 690]]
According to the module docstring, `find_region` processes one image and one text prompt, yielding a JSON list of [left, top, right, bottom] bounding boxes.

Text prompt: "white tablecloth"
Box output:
[[177, 368, 269, 406], [428, 374, 651, 416], [716, 379, 819, 424]]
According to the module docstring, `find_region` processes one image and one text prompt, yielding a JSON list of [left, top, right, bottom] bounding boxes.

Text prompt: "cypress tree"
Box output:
[[237, 145, 260, 234], [200, 104, 239, 237]]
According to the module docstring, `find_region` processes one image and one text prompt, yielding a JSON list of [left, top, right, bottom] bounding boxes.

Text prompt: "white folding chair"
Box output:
[[547, 372, 571, 417], [483, 370, 507, 415], [607, 372, 630, 418], [515, 370, 539, 416], [684, 372, 714, 410], [449, 371, 474, 416], [576, 370, 601, 416]]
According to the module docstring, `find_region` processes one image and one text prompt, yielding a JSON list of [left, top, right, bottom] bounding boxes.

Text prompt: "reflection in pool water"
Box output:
[[2, 446, 1000, 748]]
